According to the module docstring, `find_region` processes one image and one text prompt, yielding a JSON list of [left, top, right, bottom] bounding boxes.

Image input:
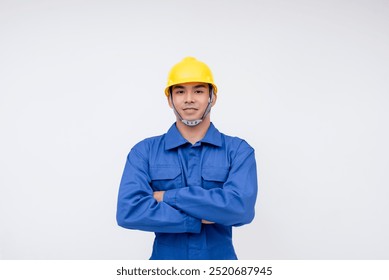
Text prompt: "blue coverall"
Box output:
[[117, 123, 258, 259]]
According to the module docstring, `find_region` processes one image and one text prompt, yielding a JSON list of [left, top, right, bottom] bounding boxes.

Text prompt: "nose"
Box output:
[[184, 92, 195, 103]]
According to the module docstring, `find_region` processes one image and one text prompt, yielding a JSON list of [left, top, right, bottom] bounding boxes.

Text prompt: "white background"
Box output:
[[1, 0, 388, 259]]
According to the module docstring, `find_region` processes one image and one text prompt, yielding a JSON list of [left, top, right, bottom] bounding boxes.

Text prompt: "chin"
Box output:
[[181, 112, 199, 119]]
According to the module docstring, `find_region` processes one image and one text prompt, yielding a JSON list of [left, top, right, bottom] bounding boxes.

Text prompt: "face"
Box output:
[[168, 82, 216, 121]]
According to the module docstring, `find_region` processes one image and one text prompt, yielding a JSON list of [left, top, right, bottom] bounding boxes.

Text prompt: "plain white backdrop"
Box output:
[[1, 0, 388, 259]]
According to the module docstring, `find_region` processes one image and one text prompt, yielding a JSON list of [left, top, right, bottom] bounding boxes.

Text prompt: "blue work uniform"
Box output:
[[116, 122, 258, 259]]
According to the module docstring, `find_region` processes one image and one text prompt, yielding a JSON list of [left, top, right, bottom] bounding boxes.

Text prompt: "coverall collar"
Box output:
[[165, 122, 222, 150]]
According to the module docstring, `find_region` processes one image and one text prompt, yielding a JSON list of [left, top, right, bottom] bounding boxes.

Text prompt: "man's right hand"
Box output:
[[201, 219, 215, 224]]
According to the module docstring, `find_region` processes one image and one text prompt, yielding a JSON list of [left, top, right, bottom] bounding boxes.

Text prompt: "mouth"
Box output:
[[183, 108, 198, 111]]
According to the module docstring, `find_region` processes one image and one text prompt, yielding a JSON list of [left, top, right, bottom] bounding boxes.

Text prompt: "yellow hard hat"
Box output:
[[164, 57, 218, 96]]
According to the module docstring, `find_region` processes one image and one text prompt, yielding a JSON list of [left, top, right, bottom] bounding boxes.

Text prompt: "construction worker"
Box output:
[[116, 57, 258, 260]]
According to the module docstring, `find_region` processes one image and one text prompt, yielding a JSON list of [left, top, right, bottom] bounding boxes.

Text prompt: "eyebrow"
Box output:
[[172, 84, 207, 90], [193, 85, 207, 89]]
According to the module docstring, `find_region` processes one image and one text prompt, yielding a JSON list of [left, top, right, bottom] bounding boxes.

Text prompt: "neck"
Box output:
[[176, 117, 211, 145]]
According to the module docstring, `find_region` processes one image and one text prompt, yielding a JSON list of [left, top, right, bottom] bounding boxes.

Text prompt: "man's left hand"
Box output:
[[153, 191, 165, 202]]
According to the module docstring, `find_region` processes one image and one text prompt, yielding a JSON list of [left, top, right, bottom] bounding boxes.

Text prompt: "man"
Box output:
[[116, 57, 258, 260]]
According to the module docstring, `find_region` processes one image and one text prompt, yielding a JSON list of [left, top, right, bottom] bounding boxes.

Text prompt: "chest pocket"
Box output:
[[201, 167, 229, 189], [149, 166, 182, 191]]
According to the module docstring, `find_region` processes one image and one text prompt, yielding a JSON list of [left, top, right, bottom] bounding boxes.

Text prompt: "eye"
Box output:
[[174, 90, 184, 95], [194, 90, 204, 94]]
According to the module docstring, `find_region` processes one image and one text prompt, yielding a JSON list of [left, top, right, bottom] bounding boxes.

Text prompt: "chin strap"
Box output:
[[170, 88, 214, 127]]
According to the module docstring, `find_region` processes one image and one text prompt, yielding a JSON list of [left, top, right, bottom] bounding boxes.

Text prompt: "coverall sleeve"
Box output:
[[116, 148, 202, 233], [163, 141, 258, 226]]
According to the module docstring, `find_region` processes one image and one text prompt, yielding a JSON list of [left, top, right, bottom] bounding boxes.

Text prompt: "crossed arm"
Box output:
[[153, 191, 214, 224], [152, 146, 257, 226], [117, 143, 257, 232]]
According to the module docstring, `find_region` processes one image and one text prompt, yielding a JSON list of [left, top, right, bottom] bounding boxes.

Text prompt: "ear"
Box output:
[[167, 95, 173, 109], [211, 93, 217, 107]]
